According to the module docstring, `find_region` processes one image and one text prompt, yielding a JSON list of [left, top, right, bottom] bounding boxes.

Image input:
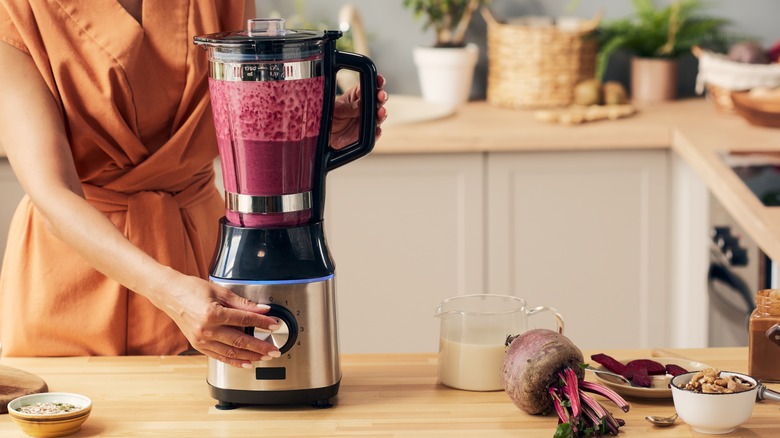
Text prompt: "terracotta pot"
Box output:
[[630, 57, 678, 103]]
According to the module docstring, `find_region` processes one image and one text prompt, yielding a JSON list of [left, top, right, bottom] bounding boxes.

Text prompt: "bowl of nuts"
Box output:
[[7, 392, 92, 437], [670, 369, 758, 434]]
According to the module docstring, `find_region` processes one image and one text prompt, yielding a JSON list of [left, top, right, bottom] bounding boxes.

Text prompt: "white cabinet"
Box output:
[[324, 153, 484, 354], [486, 150, 669, 351], [667, 152, 711, 348], [0, 159, 24, 267], [326, 149, 671, 353]]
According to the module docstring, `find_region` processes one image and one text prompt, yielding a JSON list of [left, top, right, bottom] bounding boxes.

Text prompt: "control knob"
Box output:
[[245, 304, 299, 354]]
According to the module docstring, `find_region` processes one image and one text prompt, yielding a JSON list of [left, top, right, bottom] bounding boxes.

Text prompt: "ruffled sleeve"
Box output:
[[0, 2, 28, 53]]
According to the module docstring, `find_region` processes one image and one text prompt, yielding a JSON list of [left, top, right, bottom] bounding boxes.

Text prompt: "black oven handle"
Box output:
[[707, 262, 756, 313]]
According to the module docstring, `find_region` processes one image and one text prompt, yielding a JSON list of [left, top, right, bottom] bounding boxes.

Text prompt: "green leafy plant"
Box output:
[[596, 0, 729, 79], [402, 0, 492, 47]]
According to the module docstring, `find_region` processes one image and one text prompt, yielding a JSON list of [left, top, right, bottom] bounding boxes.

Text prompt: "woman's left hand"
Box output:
[[330, 74, 388, 149]]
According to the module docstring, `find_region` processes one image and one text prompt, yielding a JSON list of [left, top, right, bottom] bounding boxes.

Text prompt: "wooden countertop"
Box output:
[[378, 98, 780, 154], [0, 349, 778, 437]]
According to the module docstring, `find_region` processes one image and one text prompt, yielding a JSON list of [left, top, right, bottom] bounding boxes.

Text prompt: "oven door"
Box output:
[[708, 245, 755, 347]]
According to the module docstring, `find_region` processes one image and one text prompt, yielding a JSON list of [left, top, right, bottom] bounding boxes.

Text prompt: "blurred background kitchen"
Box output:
[[247, 0, 780, 355], [258, 0, 780, 98]]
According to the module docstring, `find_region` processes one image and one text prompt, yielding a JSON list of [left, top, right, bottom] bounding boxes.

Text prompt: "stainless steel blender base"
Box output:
[[207, 277, 341, 406]]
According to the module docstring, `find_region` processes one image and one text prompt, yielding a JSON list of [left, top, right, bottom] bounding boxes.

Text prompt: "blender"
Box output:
[[194, 18, 377, 408]]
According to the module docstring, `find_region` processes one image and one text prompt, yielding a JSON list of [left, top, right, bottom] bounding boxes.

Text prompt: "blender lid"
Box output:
[[195, 18, 337, 46], [194, 18, 340, 62]]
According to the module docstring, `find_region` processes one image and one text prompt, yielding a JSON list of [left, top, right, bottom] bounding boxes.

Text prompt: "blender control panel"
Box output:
[[244, 303, 299, 354], [209, 278, 340, 388]]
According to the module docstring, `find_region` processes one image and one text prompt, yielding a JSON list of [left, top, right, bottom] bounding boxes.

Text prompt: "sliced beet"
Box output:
[[590, 353, 628, 374], [624, 359, 666, 376], [665, 364, 689, 377], [630, 367, 652, 387]]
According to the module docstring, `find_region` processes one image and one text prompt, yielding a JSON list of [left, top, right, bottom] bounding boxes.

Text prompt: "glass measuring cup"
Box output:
[[434, 294, 564, 391]]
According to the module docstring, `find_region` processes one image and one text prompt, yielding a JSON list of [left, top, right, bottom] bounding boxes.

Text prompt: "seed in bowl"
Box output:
[[17, 401, 82, 415], [683, 368, 754, 394]]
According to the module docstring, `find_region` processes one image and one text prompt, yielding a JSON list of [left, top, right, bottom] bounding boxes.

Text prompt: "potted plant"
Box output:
[[597, 0, 728, 103], [403, 0, 491, 109]]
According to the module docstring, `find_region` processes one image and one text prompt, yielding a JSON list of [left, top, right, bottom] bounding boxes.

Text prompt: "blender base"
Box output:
[[209, 380, 340, 409]]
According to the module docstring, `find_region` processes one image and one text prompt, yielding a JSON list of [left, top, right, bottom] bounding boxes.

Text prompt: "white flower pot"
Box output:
[[413, 43, 479, 110]]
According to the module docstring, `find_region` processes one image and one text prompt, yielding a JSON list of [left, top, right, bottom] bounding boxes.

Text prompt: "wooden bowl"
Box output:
[[731, 90, 780, 128], [8, 392, 92, 437], [705, 83, 736, 113]]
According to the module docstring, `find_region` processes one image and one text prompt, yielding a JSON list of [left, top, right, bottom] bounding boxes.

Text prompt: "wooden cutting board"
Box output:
[[0, 364, 48, 414]]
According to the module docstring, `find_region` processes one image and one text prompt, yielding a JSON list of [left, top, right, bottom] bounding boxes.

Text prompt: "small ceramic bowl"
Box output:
[[7, 392, 92, 438], [670, 371, 758, 434]]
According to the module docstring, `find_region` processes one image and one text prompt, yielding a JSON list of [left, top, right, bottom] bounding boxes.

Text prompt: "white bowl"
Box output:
[[8, 392, 92, 437], [670, 371, 758, 434]]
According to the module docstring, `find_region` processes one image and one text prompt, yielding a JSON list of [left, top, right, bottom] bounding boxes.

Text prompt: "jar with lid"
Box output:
[[749, 289, 780, 382]]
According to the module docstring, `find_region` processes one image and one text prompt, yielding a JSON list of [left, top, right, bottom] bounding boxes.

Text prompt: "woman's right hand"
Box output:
[[152, 268, 282, 368]]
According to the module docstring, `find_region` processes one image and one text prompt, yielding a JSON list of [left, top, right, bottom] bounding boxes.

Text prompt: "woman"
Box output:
[[0, 0, 387, 368]]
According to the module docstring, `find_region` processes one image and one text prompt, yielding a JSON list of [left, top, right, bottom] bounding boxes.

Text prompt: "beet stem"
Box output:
[[579, 380, 630, 413], [604, 412, 621, 435], [561, 368, 583, 420], [579, 391, 622, 435], [580, 403, 602, 430], [548, 387, 571, 425], [579, 392, 608, 420]]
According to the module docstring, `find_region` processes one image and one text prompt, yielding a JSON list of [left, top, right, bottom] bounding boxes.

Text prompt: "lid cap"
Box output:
[[247, 18, 286, 37]]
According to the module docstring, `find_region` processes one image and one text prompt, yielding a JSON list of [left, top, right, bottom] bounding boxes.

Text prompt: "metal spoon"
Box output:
[[583, 366, 635, 386], [758, 384, 780, 402], [645, 413, 678, 427]]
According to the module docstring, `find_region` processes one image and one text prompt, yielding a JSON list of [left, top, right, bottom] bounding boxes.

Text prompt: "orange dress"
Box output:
[[0, 1, 245, 356]]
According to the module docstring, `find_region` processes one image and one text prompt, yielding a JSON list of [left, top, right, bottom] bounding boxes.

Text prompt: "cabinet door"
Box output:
[[0, 159, 24, 267], [668, 152, 710, 348], [487, 150, 668, 350], [325, 153, 484, 353]]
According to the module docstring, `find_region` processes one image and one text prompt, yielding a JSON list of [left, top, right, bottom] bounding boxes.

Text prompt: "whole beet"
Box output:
[[502, 328, 585, 415]]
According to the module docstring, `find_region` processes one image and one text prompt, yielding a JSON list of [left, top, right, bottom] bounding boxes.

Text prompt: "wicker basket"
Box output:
[[482, 9, 599, 109]]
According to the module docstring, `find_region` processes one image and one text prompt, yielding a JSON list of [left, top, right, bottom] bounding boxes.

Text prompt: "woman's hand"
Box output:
[[151, 269, 282, 368], [330, 74, 388, 149]]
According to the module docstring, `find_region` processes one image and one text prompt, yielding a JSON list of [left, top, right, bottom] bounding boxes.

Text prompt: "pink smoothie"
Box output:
[[209, 76, 324, 227]]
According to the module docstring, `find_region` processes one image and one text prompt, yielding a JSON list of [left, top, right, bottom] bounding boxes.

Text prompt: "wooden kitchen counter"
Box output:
[[1, 348, 778, 437], [378, 98, 780, 154]]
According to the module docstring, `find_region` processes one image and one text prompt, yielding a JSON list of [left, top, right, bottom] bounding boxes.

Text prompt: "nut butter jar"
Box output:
[[749, 289, 780, 382]]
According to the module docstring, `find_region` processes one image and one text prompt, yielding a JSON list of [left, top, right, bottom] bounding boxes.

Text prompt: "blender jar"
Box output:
[[196, 19, 332, 228]]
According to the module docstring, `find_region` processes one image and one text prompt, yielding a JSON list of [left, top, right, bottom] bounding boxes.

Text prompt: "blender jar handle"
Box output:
[[326, 51, 378, 171], [527, 306, 565, 334]]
